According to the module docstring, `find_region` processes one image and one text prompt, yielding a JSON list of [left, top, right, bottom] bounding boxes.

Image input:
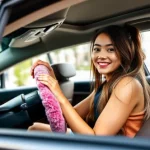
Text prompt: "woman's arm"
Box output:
[[93, 77, 144, 135], [38, 75, 143, 135], [73, 91, 95, 119], [59, 77, 143, 135]]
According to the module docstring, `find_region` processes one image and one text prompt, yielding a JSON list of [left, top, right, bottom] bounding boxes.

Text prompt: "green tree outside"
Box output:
[[14, 60, 32, 86]]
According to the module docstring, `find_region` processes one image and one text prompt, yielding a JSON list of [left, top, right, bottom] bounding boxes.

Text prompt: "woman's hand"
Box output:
[[31, 60, 56, 79], [38, 74, 65, 104]]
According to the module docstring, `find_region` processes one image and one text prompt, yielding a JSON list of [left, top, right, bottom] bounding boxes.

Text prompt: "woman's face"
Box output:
[[91, 33, 121, 80]]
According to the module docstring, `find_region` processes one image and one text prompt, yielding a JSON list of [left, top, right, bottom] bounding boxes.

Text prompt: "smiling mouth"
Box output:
[[98, 62, 110, 68]]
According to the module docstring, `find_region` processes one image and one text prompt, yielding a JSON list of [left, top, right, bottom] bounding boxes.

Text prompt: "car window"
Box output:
[[141, 30, 150, 72], [49, 43, 91, 82], [4, 54, 49, 88], [4, 43, 92, 88]]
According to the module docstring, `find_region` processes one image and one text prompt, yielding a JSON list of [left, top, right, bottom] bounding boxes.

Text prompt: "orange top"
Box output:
[[121, 111, 145, 138]]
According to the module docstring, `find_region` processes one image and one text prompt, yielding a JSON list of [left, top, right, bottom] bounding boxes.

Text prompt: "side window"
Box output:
[[49, 43, 91, 81], [4, 43, 92, 88], [4, 54, 48, 88], [141, 31, 150, 71]]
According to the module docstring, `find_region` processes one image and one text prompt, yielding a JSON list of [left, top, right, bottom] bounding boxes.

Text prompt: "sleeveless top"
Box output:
[[121, 111, 145, 138], [93, 84, 145, 138], [94, 84, 104, 121]]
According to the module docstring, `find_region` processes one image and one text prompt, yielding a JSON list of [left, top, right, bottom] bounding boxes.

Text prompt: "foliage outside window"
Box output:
[[5, 54, 48, 88]]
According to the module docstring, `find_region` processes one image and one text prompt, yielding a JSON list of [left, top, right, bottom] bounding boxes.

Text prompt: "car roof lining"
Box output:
[[3, 0, 86, 36], [3, 0, 150, 36], [65, 0, 150, 25]]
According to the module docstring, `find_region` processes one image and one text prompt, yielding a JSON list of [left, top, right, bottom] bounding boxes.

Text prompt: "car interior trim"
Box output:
[[3, 0, 86, 37]]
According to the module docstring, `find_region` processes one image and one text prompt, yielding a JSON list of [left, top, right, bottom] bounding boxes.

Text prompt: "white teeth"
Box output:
[[98, 62, 109, 65], [99, 63, 107, 65]]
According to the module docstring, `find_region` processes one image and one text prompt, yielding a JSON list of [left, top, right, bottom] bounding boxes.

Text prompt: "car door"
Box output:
[[0, 0, 86, 129]]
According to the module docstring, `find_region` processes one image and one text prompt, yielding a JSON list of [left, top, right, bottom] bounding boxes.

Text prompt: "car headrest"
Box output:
[[51, 63, 76, 81]]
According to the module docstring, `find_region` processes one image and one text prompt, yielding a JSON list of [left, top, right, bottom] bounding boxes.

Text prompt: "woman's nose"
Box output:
[[97, 50, 107, 59]]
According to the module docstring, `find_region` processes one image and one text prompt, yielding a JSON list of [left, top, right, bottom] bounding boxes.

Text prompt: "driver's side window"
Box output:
[[4, 54, 49, 89], [3, 43, 91, 89]]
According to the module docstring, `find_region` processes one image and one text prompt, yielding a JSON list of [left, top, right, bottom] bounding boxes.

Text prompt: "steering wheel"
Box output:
[[0, 65, 67, 132]]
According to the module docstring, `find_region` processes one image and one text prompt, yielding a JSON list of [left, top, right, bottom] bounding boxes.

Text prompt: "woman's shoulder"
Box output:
[[115, 76, 142, 89], [112, 76, 143, 104]]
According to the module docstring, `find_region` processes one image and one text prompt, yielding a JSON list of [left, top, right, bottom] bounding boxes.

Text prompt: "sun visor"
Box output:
[[9, 8, 68, 48], [9, 22, 62, 48]]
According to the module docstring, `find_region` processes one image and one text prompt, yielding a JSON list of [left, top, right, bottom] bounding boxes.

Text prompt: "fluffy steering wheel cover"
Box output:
[[34, 65, 66, 133]]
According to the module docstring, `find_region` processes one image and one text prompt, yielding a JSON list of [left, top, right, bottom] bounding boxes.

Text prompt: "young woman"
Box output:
[[28, 25, 150, 138]]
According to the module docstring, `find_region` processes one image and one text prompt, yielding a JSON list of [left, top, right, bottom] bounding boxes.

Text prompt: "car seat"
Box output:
[[51, 63, 76, 103]]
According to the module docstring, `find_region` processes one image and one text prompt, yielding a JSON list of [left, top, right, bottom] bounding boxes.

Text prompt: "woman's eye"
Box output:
[[93, 47, 100, 52], [107, 48, 115, 52]]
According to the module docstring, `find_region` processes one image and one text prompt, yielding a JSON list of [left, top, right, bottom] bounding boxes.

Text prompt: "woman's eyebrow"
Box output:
[[94, 44, 113, 47]]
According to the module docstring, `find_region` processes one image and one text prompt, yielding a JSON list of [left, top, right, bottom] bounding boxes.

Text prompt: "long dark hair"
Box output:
[[86, 24, 150, 125]]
